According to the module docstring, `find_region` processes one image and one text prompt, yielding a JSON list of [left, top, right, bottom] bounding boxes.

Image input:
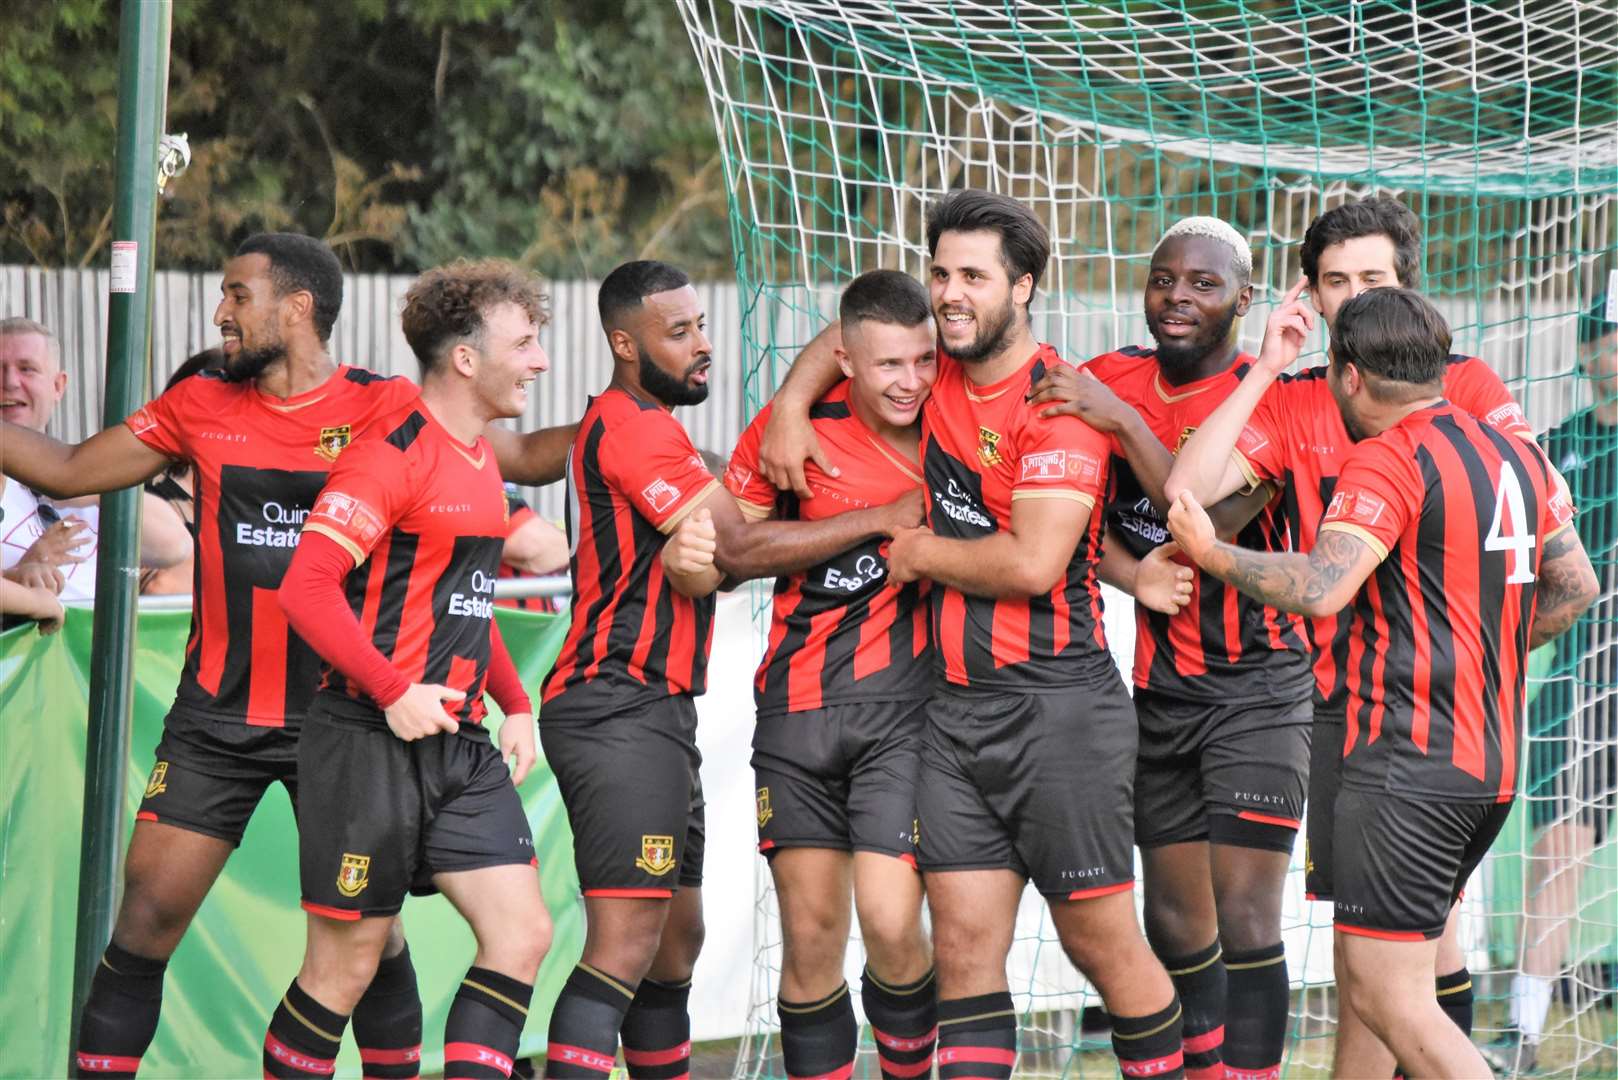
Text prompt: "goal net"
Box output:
[[674, 2, 1618, 1076]]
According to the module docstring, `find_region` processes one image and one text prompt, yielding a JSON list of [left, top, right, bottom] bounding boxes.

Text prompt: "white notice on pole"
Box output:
[[110, 241, 138, 294], [1606, 270, 1618, 323]]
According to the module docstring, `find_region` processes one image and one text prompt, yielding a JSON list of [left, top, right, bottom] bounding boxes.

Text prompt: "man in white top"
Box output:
[[1, 317, 189, 604]]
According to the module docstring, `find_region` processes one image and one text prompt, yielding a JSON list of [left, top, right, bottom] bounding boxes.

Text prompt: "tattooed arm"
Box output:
[[1166, 491, 1381, 617], [1529, 527, 1600, 651]]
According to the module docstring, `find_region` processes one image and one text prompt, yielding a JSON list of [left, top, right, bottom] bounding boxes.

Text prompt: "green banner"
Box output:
[[0, 607, 582, 1078]]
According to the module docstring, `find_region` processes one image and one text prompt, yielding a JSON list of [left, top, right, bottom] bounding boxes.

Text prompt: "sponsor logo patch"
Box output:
[[1326, 490, 1386, 528], [310, 490, 385, 547], [126, 406, 158, 436], [636, 835, 676, 876], [336, 852, 371, 897], [641, 478, 680, 516], [1020, 449, 1068, 482]]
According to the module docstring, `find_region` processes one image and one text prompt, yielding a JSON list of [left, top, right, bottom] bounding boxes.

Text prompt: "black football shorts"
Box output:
[[1304, 702, 1347, 899], [136, 705, 301, 846], [1332, 787, 1511, 941], [752, 699, 925, 862], [915, 679, 1137, 898], [297, 705, 536, 920], [541, 695, 705, 895], [1133, 689, 1311, 852]]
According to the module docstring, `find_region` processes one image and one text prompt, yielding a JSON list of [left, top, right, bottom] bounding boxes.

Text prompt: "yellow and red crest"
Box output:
[[977, 426, 1004, 468], [315, 424, 352, 463], [336, 852, 371, 897], [635, 835, 676, 877]]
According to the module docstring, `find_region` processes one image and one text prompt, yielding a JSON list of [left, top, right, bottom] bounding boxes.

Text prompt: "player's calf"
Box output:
[[623, 888, 702, 1080]]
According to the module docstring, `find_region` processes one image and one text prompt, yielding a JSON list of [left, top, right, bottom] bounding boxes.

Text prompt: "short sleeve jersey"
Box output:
[[124, 365, 419, 728], [1234, 355, 1531, 713], [1085, 347, 1312, 703], [726, 382, 933, 715], [541, 389, 721, 720], [1318, 403, 1574, 802], [300, 402, 510, 732], [920, 345, 1113, 690]]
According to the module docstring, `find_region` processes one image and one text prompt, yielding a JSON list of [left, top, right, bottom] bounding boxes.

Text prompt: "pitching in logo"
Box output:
[[336, 852, 371, 897], [636, 835, 676, 877]]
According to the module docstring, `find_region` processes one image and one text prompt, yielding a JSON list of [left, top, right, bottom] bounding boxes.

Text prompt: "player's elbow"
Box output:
[[1011, 555, 1068, 598]]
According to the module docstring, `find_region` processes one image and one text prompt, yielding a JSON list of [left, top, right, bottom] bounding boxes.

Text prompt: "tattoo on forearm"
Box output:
[[1530, 529, 1598, 650], [1209, 529, 1366, 614]]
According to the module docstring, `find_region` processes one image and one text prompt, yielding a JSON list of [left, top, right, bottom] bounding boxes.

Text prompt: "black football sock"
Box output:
[[1223, 943, 1287, 1080], [936, 991, 1017, 1080], [861, 967, 937, 1080], [74, 942, 168, 1079], [1436, 967, 1474, 1036], [778, 983, 857, 1080], [1160, 941, 1225, 1080], [264, 980, 349, 1079], [620, 976, 692, 1079], [1395, 968, 1475, 1078], [544, 964, 634, 1079], [352, 943, 423, 1079], [445, 966, 534, 1079], [1111, 996, 1186, 1079]]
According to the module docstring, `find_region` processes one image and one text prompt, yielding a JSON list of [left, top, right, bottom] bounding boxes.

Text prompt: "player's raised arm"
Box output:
[[757, 320, 848, 497], [889, 490, 1092, 599], [1028, 364, 1177, 514], [1167, 491, 1380, 618], [486, 421, 580, 486], [1165, 277, 1314, 505], [1, 420, 169, 499]]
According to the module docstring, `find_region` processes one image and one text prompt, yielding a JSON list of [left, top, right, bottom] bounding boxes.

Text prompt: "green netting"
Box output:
[[678, 1, 1618, 1076]]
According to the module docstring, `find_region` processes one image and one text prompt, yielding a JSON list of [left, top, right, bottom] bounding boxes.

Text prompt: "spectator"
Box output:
[[1, 317, 190, 600], [0, 574, 64, 635]]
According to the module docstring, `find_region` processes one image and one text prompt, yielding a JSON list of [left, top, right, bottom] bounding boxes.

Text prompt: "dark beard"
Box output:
[[638, 347, 709, 407], [945, 296, 1018, 364], [218, 343, 286, 383], [1150, 305, 1238, 380]]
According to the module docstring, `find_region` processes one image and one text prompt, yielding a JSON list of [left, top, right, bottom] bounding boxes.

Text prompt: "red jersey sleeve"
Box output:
[[1542, 454, 1577, 540], [600, 411, 721, 533], [300, 438, 410, 565], [1231, 380, 1293, 490], [1317, 435, 1422, 562], [723, 405, 778, 519], [124, 376, 205, 459], [1446, 358, 1532, 440], [1008, 407, 1110, 510]]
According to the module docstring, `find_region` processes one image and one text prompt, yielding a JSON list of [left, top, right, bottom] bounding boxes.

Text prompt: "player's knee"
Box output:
[[503, 915, 553, 979], [856, 904, 925, 973], [1142, 890, 1209, 955], [1212, 888, 1282, 952], [113, 882, 194, 956], [665, 906, 706, 967]]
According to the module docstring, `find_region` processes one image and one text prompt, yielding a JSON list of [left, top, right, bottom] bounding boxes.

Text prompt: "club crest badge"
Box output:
[[977, 426, 1004, 468], [144, 761, 169, 799], [336, 852, 371, 897], [636, 835, 676, 876], [315, 424, 352, 463], [756, 787, 773, 829]]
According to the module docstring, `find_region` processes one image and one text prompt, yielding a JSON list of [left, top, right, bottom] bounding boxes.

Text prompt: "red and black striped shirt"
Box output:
[[541, 389, 720, 720], [1086, 347, 1312, 703], [124, 365, 418, 728], [726, 383, 933, 715], [921, 346, 1113, 690], [1320, 402, 1574, 803], [301, 402, 510, 731], [1234, 355, 1532, 714]]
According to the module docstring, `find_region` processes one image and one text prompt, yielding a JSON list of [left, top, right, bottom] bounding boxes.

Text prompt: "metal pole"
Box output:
[[69, 0, 172, 1062]]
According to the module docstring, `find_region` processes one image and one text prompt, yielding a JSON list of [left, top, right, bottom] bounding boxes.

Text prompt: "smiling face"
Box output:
[[0, 329, 66, 432], [213, 253, 290, 381], [627, 285, 713, 407], [929, 229, 1028, 364], [466, 301, 549, 420], [1143, 233, 1251, 379], [1310, 233, 1402, 328], [839, 317, 938, 432]]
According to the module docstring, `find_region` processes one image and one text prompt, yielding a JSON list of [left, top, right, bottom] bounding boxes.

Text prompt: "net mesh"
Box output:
[[675, 1, 1618, 1075]]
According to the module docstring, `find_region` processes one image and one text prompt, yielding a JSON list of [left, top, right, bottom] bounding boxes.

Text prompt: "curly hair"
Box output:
[[400, 259, 548, 373], [1300, 197, 1422, 289]]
